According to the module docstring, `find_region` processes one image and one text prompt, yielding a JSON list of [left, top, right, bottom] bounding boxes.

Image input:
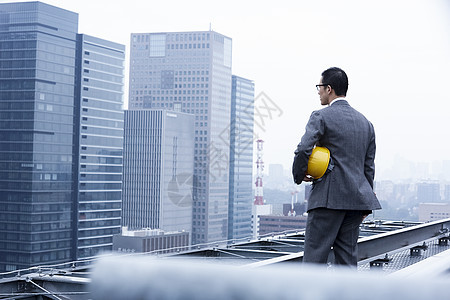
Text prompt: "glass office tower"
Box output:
[[0, 2, 78, 271], [74, 34, 125, 260], [128, 31, 232, 245], [122, 110, 194, 239], [228, 75, 254, 241], [0, 2, 125, 271]]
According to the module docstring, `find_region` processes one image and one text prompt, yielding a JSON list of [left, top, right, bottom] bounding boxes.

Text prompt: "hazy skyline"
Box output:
[[5, 0, 450, 180]]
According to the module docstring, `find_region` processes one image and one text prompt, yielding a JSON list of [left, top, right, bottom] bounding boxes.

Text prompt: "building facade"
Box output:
[[417, 181, 441, 203], [0, 2, 124, 271], [418, 203, 450, 222], [113, 228, 190, 254], [251, 204, 272, 239], [258, 215, 307, 237], [128, 31, 232, 245], [0, 2, 79, 271], [122, 110, 194, 238], [74, 34, 125, 260], [228, 75, 254, 241]]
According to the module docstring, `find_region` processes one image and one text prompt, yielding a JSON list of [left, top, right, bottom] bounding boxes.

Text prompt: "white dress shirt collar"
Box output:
[[329, 97, 347, 106]]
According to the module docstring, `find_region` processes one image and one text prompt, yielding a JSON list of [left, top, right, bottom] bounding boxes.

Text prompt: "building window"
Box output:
[[150, 34, 166, 57]]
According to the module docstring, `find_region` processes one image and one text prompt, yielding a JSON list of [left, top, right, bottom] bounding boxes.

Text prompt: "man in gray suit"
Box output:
[[292, 67, 381, 267]]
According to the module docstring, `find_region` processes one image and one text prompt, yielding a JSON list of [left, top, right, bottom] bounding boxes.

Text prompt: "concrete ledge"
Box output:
[[91, 255, 449, 300]]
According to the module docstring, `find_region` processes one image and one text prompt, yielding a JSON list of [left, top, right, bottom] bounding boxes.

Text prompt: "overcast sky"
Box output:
[[6, 0, 450, 180]]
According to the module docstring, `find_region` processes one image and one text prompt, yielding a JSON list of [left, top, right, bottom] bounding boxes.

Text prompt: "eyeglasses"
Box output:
[[315, 84, 330, 91]]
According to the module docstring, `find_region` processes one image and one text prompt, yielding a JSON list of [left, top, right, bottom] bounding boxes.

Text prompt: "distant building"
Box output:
[[258, 215, 307, 237], [374, 180, 395, 202], [0, 2, 125, 271], [283, 202, 307, 217], [228, 75, 254, 241], [442, 161, 450, 181], [418, 203, 450, 222], [444, 184, 450, 203], [393, 183, 413, 205], [417, 181, 441, 203], [122, 110, 194, 240], [128, 31, 232, 245], [113, 228, 189, 254], [251, 204, 272, 239]]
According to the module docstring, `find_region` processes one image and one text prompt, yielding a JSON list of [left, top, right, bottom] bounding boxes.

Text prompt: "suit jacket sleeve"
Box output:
[[364, 122, 376, 189], [292, 111, 324, 185]]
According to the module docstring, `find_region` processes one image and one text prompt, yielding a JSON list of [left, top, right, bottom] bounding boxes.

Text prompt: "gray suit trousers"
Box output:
[[302, 208, 364, 266]]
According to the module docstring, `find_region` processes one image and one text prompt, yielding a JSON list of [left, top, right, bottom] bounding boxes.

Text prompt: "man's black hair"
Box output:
[[321, 67, 348, 96]]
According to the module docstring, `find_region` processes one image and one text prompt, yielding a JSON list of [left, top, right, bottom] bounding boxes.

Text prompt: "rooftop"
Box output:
[[1, 218, 449, 299]]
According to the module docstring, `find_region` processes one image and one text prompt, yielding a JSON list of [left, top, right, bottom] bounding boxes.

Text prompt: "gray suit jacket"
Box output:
[[292, 100, 381, 212]]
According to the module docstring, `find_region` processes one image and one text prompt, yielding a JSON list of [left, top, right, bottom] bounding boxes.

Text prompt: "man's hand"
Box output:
[[303, 175, 314, 182]]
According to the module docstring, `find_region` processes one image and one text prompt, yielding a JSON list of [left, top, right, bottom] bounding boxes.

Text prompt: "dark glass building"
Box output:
[[0, 1, 78, 272], [0, 2, 124, 271]]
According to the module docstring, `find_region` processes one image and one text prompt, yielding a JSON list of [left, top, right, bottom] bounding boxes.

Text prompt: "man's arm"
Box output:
[[292, 111, 324, 184], [364, 123, 376, 189]]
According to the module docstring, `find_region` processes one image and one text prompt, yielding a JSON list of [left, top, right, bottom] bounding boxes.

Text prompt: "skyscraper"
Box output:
[[0, 1, 79, 271], [74, 34, 125, 260], [128, 31, 232, 245], [228, 75, 254, 240], [0, 2, 124, 271], [122, 110, 194, 238]]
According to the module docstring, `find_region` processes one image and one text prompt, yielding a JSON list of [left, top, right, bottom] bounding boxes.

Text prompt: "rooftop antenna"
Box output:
[[209, 22, 212, 31]]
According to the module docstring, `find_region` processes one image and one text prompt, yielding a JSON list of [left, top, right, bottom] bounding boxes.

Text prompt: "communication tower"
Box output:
[[254, 139, 264, 205]]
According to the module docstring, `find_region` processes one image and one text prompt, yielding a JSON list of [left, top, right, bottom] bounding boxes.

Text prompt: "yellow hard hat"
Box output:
[[306, 146, 330, 179]]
